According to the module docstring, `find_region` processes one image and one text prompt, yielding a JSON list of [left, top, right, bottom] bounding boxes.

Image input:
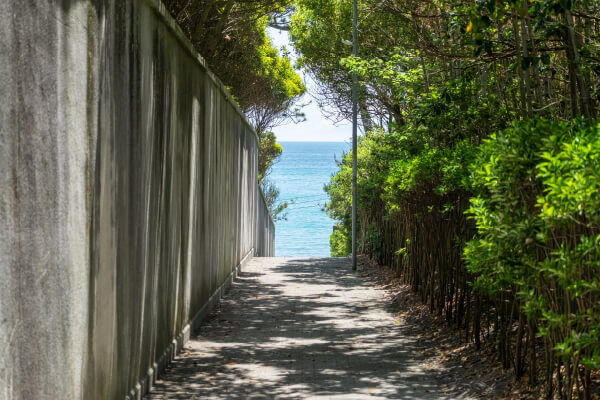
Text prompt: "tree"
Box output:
[[164, 0, 307, 218], [294, 0, 600, 396]]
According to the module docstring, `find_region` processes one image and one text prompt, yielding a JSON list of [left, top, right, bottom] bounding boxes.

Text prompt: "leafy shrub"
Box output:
[[330, 224, 351, 257], [465, 118, 600, 392]]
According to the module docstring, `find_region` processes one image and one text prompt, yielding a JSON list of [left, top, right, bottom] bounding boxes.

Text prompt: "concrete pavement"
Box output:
[[145, 257, 453, 399]]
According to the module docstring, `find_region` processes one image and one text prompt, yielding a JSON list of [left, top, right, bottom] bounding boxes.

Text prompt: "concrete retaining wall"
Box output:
[[0, 0, 275, 399]]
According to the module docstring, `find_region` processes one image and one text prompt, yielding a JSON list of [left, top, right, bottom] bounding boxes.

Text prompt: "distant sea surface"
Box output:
[[269, 141, 350, 257]]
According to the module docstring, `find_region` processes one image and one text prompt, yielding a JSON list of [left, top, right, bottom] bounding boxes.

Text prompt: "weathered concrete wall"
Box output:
[[0, 0, 274, 399]]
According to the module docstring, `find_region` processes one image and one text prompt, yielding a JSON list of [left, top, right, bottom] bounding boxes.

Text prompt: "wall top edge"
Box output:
[[143, 0, 260, 144], [258, 183, 276, 228], [144, 0, 275, 223]]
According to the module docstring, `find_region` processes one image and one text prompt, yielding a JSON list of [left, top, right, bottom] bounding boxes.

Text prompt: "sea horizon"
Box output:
[[269, 141, 351, 257]]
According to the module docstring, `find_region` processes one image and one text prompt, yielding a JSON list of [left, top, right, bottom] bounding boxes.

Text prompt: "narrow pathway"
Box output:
[[146, 258, 455, 399]]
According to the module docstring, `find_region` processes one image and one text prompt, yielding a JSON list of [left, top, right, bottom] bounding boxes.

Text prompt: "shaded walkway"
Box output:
[[146, 258, 457, 399]]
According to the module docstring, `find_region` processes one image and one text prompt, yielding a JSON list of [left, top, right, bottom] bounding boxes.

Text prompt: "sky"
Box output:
[[267, 29, 352, 143]]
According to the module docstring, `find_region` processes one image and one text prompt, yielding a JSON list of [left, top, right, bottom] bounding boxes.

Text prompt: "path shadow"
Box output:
[[145, 258, 449, 399]]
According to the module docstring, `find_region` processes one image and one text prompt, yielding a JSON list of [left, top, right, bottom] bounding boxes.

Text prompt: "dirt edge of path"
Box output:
[[357, 256, 543, 400]]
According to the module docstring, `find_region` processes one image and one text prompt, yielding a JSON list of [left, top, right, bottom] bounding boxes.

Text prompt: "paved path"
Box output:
[[146, 258, 450, 399]]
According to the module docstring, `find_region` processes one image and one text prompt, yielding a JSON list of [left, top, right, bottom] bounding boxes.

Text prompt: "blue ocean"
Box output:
[[269, 141, 351, 257]]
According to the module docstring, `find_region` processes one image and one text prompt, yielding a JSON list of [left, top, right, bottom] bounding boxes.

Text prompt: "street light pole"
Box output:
[[351, 0, 358, 271]]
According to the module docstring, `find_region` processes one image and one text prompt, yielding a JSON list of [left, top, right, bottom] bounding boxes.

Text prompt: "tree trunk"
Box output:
[[565, 9, 593, 118]]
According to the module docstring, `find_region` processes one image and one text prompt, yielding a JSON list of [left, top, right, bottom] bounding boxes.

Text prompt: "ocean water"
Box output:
[[269, 141, 351, 257]]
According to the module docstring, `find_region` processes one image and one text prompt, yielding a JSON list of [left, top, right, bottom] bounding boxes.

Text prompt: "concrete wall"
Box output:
[[0, 0, 275, 399]]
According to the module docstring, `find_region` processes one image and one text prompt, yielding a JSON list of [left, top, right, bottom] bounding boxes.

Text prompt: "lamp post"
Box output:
[[351, 0, 358, 271]]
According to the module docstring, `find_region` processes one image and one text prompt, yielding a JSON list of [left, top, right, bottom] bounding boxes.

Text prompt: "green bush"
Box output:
[[465, 118, 600, 386], [330, 225, 351, 257]]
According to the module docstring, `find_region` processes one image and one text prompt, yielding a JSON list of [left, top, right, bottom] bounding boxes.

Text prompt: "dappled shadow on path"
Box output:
[[145, 258, 449, 399]]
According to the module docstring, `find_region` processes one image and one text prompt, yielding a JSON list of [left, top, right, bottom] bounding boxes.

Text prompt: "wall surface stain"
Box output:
[[0, 1, 274, 399]]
